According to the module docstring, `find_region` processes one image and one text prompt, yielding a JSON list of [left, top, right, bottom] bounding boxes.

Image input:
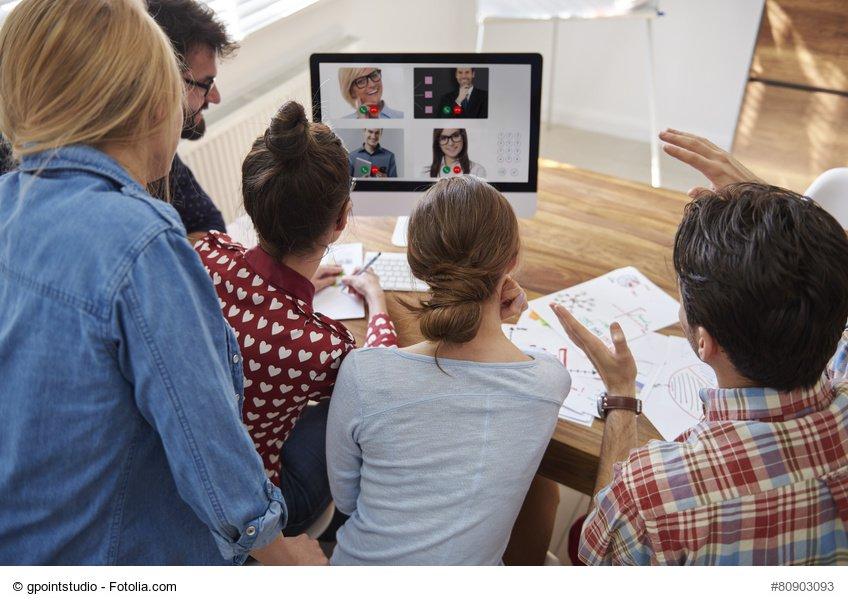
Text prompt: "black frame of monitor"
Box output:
[[309, 52, 543, 193]]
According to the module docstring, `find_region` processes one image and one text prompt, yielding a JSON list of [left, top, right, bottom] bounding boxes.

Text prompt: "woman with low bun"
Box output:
[[326, 175, 571, 565], [195, 100, 397, 537]]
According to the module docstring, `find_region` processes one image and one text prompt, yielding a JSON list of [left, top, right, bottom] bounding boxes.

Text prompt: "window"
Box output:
[[0, 2, 318, 39], [201, 0, 320, 40]]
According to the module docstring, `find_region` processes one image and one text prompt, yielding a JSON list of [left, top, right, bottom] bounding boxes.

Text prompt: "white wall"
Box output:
[[479, 0, 764, 149], [209, 0, 477, 121], [212, 0, 763, 151]]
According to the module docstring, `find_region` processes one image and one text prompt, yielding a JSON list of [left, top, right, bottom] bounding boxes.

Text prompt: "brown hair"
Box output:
[[0, 0, 183, 157], [242, 101, 350, 257], [675, 182, 848, 391], [147, 0, 238, 64], [407, 175, 520, 344]]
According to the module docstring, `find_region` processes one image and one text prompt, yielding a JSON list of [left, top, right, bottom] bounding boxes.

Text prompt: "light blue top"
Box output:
[[0, 146, 284, 564], [327, 347, 570, 565]]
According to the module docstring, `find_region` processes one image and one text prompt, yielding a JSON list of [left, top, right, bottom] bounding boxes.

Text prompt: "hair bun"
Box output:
[[264, 101, 310, 161], [419, 299, 482, 344]]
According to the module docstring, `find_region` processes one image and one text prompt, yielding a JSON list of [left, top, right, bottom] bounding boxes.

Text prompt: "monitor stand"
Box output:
[[391, 216, 409, 247]]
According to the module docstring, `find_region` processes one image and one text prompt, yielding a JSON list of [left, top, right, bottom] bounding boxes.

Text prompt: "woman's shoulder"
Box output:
[[381, 105, 404, 119], [343, 345, 398, 365], [469, 161, 487, 177], [521, 349, 571, 403]]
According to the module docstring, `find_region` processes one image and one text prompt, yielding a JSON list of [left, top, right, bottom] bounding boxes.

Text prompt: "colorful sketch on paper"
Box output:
[[529, 267, 680, 345]]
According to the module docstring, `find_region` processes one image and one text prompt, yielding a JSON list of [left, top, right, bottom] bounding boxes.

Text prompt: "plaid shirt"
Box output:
[[580, 329, 848, 565]]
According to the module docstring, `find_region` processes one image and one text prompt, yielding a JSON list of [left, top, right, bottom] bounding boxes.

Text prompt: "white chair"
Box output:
[[805, 167, 848, 229], [475, 0, 665, 186]]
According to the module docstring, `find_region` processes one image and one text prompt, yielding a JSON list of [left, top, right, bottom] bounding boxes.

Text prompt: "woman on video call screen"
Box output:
[[423, 128, 487, 179], [338, 67, 404, 119]]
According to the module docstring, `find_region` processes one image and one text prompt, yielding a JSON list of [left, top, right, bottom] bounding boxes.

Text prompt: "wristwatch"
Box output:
[[596, 392, 642, 419]]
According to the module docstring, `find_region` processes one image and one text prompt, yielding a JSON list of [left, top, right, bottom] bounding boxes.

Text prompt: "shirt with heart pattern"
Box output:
[[195, 231, 397, 485]]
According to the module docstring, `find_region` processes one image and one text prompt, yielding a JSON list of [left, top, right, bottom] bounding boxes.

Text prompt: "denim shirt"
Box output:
[[0, 146, 285, 564]]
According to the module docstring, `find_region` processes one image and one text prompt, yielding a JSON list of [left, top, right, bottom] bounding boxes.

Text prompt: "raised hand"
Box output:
[[659, 128, 763, 197], [550, 303, 637, 398]]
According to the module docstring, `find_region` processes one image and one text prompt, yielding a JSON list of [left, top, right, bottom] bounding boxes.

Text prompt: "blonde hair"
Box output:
[[407, 176, 521, 345], [0, 0, 184, 158], [338, 67, 379, 108]]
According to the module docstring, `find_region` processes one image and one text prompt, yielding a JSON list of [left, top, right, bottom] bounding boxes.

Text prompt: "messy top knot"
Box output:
[[243, 100, 350, 257], [407, 176, 521, 345], [263, 101, 310, 161]]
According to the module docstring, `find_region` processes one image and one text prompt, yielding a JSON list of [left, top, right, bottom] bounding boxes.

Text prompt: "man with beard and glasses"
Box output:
[[148, 0, 236, 242], [551, 130, 848, 565]]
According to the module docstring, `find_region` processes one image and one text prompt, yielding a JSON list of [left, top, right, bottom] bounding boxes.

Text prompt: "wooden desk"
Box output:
[[341, 159, 689, 495]]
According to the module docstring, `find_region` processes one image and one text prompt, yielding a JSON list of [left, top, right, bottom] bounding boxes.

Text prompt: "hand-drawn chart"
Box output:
[[554, 290, 596, 314], [667, 364, 714, 421], [643, 336, 717, 440], [529, 267, 680, 345]]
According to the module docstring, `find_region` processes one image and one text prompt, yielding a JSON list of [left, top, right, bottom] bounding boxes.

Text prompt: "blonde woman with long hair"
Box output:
[[327, 176, 571, 564], [0, 0, 322, 565]]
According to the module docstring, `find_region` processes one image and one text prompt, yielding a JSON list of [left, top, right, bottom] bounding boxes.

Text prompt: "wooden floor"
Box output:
[[343, 159, 684, 494], [734, 0, 848, 194]]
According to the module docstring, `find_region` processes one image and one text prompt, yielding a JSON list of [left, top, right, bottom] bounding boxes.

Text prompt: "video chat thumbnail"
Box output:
[[423, 128, 487, 178], [413, 67, 489, 119], [335, 67, 405, 120], [337, 128, 405, 178]]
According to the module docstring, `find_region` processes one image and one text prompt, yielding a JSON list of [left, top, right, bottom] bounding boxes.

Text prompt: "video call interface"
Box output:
[[316, 62, 533, 183]]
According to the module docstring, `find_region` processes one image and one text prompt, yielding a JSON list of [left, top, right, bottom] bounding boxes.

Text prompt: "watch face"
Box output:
[[596, 393, 606, 419]]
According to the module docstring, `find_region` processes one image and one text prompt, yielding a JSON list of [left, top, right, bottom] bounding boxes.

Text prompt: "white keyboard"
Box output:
[[365, 252, 429, 292]]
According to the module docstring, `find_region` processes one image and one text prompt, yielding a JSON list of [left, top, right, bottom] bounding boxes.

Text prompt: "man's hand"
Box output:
[[250, 533, 328, 565], [550, 303, 637, 397], [311, 265, 343, 292], [500, 275, 528, 321], [341, 268, 388, 316], [659, 128, 763, 197], [455, 85, 472, 106]]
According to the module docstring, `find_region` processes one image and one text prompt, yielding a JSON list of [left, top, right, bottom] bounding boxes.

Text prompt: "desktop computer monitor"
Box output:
[[309, 53, 542, 218]]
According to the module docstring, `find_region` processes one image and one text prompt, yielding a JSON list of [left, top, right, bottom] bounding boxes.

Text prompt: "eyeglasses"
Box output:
[[183, 76, 216, 99], [352, 70, 382, 90], [439, 132, 463, 144]]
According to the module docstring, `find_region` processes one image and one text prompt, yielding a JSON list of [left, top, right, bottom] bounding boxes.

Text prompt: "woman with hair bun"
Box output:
[[326, 175, 571, 565], [195, 100, 397, 537]]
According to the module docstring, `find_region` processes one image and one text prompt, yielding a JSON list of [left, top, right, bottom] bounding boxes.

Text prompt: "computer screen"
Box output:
[[309, 54, 542, 198]]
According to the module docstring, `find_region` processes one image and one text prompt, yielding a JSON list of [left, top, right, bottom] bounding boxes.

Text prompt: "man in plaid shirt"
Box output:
[[552, 130, 848, 565]]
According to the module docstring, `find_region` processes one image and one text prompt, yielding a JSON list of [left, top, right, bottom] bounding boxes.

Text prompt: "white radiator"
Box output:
[[177, 70, 313, 224]]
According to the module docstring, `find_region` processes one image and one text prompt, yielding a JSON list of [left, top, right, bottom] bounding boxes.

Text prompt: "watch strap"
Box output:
[[597, 393, 642, 417]]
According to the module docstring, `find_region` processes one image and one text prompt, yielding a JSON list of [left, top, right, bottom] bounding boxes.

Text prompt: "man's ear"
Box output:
[[696, 326, 719, 363]]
